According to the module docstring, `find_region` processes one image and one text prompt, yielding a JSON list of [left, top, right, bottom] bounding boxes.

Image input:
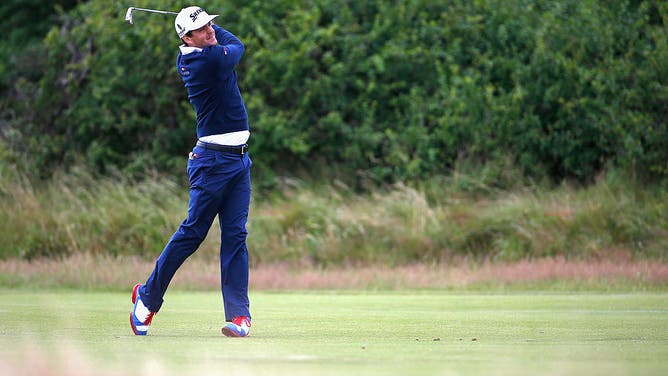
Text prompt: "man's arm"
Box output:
[[211, 24, 244, 68]]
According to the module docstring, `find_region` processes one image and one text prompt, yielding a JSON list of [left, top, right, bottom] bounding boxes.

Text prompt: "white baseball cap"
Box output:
[[174, 6, 218, 38]]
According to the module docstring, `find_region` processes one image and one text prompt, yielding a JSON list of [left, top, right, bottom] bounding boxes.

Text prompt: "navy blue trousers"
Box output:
[[139, 146, 252, 321]]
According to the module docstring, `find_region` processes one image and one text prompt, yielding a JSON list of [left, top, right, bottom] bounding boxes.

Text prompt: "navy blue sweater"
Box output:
[[176, 25, 248, 138]]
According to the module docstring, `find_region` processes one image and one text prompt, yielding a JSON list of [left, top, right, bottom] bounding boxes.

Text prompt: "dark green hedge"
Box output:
[[1, 0, 666, 185]]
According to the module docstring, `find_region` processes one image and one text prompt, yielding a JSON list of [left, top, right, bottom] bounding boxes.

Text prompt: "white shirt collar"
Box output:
[[179, 44, 202, 55]]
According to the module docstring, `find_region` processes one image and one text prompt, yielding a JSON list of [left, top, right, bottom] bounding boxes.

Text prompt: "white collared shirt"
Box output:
[[199, 130, 250, 146], [179, 45, 202, 55]]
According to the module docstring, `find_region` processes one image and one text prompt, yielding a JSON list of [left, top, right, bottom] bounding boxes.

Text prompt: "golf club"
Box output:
[[125, 7, 178, 25]]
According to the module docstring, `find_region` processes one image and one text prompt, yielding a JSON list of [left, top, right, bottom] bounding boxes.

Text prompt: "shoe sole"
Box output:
[[130, 313, 144, 335], [130, 283, 147, 336], [221, 326, 248, 337]]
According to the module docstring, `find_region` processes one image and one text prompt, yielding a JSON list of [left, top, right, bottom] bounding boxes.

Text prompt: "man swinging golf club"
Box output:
[[130, 5, 252, 337]]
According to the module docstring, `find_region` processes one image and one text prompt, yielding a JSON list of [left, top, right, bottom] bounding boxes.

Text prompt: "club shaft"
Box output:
[[131, 7, 178, 16]]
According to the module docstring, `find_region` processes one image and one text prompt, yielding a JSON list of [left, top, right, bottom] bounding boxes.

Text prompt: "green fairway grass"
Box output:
[[0, 290, 666, 375]]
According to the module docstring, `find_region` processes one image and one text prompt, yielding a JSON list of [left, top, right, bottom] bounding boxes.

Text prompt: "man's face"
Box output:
[[184, 22, 217, 48]]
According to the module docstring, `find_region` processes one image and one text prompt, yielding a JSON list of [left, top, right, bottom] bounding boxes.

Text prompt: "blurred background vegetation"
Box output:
[[0, 0, 666, 264], [2, 0, 666, 185]]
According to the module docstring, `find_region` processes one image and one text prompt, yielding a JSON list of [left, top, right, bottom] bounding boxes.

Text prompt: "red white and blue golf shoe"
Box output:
[[222, 316, 251, 337], [130, 283, 155, 336]]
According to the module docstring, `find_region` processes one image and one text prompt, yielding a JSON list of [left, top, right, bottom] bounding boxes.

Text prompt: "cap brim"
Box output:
[[192, 14, 218, 29]]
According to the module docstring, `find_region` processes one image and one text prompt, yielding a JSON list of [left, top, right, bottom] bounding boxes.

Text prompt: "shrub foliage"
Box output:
[[1, 0, 666, 184]]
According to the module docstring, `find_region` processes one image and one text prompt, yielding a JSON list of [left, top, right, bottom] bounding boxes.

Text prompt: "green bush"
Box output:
[[1, 0, 666, 185], [0, 0, 81, 91]]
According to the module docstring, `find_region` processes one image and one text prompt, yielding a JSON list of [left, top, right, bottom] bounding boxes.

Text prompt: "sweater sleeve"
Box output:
[[208, 24, 244, 69]]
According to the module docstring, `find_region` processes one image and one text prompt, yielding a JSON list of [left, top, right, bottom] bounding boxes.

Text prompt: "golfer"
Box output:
[[130, 6, 252, 337]]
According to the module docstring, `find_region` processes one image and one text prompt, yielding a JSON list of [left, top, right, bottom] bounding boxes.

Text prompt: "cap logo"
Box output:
[[190, 8, 205, 22]]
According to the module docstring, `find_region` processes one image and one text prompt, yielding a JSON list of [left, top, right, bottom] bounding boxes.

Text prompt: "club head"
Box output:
[[125, 7, 134, 24]]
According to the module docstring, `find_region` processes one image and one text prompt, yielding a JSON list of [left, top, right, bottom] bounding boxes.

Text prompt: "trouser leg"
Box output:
[[141, 182, 220, 312], [220, 154, 252, 321]]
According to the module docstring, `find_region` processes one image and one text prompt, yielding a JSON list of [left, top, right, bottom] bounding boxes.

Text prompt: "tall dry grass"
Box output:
[[0, 166, 183, 259], [1, 164, 667, 265]]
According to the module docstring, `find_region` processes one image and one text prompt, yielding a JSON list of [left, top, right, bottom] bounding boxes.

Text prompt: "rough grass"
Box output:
[[1, 165, 667, 265]]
